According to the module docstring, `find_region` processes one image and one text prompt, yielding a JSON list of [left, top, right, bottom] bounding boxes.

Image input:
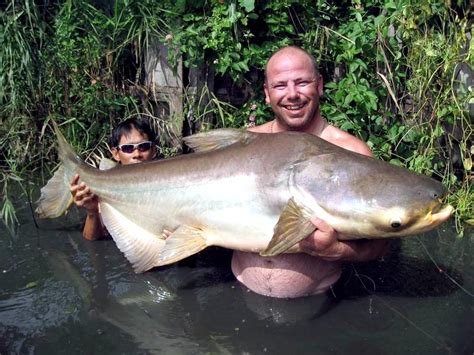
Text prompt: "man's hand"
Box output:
[[70, 174, 99, 213], [299, 217, 390, 262]]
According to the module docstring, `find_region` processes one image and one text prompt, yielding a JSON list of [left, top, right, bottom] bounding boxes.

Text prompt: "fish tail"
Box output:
[[53, 120, 84, 174], [35, 121, 85, 218]]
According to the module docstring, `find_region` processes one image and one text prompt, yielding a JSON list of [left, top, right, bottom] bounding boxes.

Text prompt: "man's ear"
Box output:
[[317, 75, 324, 97], [264, 83, 270, 104], [111, 148, 121, 162]]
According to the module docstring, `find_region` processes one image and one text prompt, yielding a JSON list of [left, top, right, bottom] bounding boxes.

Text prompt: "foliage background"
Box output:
[[1, 0, 472, 234]]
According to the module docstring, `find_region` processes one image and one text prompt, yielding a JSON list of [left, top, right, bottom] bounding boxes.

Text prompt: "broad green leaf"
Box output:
[[239, 0, 255, 12]]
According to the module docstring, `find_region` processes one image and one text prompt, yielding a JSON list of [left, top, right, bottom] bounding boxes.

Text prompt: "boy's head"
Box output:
[[111, 118, 157, 165]]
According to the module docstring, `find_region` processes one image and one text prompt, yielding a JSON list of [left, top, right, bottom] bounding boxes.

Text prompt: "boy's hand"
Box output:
[[70, 174, 99, 213]]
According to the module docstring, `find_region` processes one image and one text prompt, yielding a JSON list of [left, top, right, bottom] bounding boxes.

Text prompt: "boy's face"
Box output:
[[111, 127, 156, 165]]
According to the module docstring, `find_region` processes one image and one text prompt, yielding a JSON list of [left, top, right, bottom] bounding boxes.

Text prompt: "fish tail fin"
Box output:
[[52, 120, 84, 173], [35, 121, 85, 218], [35, 165, 74, 218], [156, 225, 209, 266]]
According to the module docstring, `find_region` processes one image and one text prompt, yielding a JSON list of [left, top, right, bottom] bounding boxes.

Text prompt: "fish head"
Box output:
[[292, 152, 454, 239], [359, 183, 454, 238]]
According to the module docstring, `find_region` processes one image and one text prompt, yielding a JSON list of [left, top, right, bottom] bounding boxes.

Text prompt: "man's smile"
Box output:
[[282, 102, 307, 111]]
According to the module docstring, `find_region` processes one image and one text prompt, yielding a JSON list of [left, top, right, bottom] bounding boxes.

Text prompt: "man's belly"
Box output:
[[231, 251, 342, 298]]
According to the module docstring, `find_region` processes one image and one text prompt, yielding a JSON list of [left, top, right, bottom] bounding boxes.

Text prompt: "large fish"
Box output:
[[36, 122, 453, 272]]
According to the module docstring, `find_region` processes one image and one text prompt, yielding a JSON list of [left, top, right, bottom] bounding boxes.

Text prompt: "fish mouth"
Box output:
[[400, 202, 453, 236], [429, 204, 454, 224]]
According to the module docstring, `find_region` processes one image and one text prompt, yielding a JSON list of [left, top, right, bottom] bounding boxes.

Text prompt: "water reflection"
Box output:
[[0, 200, 472, 354]]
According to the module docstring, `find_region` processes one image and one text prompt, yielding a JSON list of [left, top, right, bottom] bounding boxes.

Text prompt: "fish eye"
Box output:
[[390, 218, 402, 229]]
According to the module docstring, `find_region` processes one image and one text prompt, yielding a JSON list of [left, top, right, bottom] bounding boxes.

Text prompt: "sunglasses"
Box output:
[[116, 141, 153, 154]]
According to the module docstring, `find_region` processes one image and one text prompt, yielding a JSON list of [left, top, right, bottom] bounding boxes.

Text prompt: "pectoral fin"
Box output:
[[156, 225, 209, 266], [100, 203, 166, 273], [260, 197, 316, 257]]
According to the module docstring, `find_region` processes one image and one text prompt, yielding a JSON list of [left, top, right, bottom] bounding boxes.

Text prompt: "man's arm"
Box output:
[[299, 218, 390, 262], [70, 174, 108, 240]]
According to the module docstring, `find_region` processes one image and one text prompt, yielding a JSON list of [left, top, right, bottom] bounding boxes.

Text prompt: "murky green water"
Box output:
[[1, 195, 472, 354]]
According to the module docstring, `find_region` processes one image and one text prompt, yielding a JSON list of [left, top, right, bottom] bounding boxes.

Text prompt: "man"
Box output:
[[231, 46, 389, 298], [70, 118, 157, 240]]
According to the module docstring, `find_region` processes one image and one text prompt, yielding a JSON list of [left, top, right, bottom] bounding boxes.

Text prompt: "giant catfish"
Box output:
[[36, 122, 454, 272]]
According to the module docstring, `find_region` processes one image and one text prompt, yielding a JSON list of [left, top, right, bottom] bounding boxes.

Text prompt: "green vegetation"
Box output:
[[1, 0, 472, 235]]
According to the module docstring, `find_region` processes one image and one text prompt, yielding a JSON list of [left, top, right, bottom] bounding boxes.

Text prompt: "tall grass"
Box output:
[[0, 0, 44, 233], [1, 0, 173, 233]]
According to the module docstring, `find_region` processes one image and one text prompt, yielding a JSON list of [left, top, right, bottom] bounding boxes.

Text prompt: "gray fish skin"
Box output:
[[36, 124, 453, 272]]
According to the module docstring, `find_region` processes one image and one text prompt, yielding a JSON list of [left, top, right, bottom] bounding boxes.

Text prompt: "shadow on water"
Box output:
[[333, 239, 465, 299], [1, 191, 473, 354]]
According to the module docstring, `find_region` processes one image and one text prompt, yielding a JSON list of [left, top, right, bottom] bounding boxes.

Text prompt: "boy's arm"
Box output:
[[70, 174, 109, 240]]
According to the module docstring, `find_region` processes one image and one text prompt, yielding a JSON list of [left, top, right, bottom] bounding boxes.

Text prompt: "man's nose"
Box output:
[[286, 82, 299, 99]]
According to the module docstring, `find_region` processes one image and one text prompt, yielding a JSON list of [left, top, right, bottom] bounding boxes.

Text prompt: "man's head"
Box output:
[[111, 118, 157, 165], [264, 46, 323, 131]]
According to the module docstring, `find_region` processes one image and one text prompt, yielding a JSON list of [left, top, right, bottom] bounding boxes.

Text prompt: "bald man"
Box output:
[[232, 46, 389, 298]]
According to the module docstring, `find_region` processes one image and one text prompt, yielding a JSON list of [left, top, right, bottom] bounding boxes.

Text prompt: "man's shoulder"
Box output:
[[322, 125, 372, 157], [248, 121, 273, 133]]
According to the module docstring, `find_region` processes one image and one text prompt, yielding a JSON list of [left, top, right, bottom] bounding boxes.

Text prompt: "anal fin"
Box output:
[[260, 197, 316, 257], [100, 202, 165, 273]]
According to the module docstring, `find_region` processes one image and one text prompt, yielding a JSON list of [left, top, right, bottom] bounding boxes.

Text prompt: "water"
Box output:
[[1, 196, 472, 354]]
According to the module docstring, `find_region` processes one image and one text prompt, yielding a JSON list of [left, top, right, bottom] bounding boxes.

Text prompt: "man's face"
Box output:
[[264, 50, 323, 131], [111, 127, 156, 165]]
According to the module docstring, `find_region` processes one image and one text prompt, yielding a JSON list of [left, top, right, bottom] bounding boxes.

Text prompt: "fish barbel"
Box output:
[[36, 123, 453, 272]]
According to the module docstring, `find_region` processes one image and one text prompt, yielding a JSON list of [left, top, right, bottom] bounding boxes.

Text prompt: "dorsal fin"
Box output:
[[183, 128, 256, 153]]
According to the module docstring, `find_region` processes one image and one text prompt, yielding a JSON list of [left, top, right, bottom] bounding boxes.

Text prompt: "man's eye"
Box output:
[[297, 81, 309, 87], [273, 84, 286, 89]]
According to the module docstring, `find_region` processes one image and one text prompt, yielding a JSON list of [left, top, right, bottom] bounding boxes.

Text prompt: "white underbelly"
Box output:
[[109, 172, 283, 252]]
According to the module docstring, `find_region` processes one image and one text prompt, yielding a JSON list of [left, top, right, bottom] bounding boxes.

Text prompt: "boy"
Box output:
[[70, 118, 157, 240]]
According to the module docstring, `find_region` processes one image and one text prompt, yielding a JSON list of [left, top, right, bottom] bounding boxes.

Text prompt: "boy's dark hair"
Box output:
[[110, 118, 157, 147]]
